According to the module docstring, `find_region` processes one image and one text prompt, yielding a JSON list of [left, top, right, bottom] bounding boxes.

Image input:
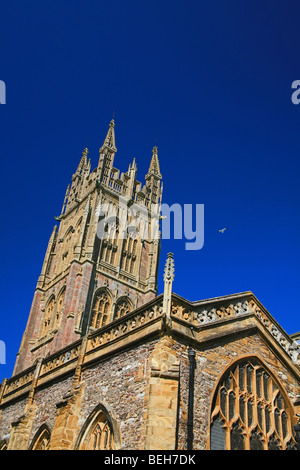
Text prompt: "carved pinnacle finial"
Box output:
[[163, 253, 174, 324], [100, 119, 117, 153], [146, 144, 161, 180], [164, 252, 175, 283]]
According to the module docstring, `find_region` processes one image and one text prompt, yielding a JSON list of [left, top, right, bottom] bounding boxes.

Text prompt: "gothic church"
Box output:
[[0, 121, 300, 450]]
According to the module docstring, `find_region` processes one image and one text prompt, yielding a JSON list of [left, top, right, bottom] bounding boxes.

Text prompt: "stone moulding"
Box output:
[[2, 366, 35, 398], [1, 291, 299, 408], [170, 292, 300, 367], [0, 295, 164, 407], [85, 298, 164, 358]]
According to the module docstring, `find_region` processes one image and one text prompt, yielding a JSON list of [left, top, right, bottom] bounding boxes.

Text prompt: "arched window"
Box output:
[[209, 357, 297, 450], [30, 425, 51, 450], [75, 405, 119, 450], [61, 225, 75, 268], [120, 227, 138, 275], [113, 297, 132, 321], [100, 217, 119, 266], [90, 290, 112, 329], [41, 296, 55, 338], [53, 288, 65, 330]]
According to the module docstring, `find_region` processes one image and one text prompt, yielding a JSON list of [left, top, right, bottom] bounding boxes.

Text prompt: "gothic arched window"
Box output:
[[60, 225, 75, 270], [209, 357, 297, 450], [75, 407, 117, 450], [90, 290, 112, 329], [53, 288, 65, 331], [113, 297, 132, 321], [41, 296, 55, 338], [100, 217, 119, 266], [30, 425, 51, 450], [120, 227, 138, 275]]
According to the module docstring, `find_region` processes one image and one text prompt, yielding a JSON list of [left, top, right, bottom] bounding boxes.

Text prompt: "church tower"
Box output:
[[14, 120, 163, 374]]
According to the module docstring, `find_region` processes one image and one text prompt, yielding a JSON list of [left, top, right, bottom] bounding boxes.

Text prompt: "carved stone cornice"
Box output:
[[1, 291, 299, 409]]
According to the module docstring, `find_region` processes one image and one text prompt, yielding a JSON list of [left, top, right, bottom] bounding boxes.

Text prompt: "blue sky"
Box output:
[[1, 0, 300, 382]]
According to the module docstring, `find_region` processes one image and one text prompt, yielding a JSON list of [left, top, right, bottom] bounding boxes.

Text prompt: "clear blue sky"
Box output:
[[1, 0, 300, 382]]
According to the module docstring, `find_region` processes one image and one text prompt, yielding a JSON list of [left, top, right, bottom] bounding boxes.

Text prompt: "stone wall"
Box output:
[[173, 331, 300, 450], [1, 293, 300, 450]]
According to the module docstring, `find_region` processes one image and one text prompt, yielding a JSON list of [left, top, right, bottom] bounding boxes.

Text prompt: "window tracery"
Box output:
[[77, 410, 115, 450], [113, 297, 132, 321], [90, 290, 111, 329], [31, 426, 51, 450], [120, 228, 138, 275], [100, 218, 119, 266], [53, 288, 65, 330], [41, 296, 55, 337], [210, 358, 297, 450], [59, 225, 76, 271]]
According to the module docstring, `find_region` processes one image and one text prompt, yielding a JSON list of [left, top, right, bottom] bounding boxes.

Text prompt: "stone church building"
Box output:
[[1, 120, 300, 450]]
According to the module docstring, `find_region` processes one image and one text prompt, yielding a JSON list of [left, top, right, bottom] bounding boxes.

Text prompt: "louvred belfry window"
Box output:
[[210, 358, 297, 450], [120, 230, 138, 275], [100, 219, 119, 266]]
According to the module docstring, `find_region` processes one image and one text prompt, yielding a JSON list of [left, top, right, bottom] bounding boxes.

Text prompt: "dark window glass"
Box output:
[[282, 411, 288, 439], [230, 424, 244, 450], [256, 370, 262, 397], [210, 416, 226, 450], [220, 388, 226, 416], [240, 396, 245, 424], [239, 366, 245, 390], [247, 366, 253, 392], [263, 373, 269, 400], [268, 434, 280, 450], [248, 400, 253, 427], [229, 392, 235, 421], [258, 403, 263, 430], [250, 430, 264, 450]]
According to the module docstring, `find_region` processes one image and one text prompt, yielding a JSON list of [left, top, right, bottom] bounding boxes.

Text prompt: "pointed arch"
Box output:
[[90, 288, 113, 329], [208, 355, 297, 450], [53, 286, 66, 331], [113, 296, 133, 321], [120, 225, 139, 275], [75, 403, 121, 450], [61, 225, 76, 268], [75, 216, 83, 231], [40, 294, 55, 338], [29, 424, 51, 450], [99, 215, 119, 266]]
